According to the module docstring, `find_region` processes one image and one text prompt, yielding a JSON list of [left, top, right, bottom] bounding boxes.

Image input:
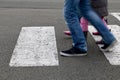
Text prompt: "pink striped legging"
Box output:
[[80, 17, 108, 31]]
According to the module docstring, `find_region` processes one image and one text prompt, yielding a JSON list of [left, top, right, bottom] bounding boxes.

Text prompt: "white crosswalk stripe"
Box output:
[[9, 26, 59, 67], [89, 25, 120, 65], [9, 13, 120, 67], [110, 12, 120, 21]]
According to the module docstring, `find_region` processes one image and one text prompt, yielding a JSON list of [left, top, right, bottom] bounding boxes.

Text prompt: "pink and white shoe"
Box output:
[[92, 32, 100, 35], [64, 31, 71, 36], [96, 40, 104, 44], [92, 29, 111, 36]]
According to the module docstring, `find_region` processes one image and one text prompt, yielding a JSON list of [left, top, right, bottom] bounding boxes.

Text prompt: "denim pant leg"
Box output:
[[79, 0, 116, 44], [64, 0, 87, 51]]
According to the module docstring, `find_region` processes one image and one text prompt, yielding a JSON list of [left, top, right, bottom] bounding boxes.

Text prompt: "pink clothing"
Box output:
[[80, 17, 88, 31], [80, 17, 108, 31], [101, 18, 108, 28]]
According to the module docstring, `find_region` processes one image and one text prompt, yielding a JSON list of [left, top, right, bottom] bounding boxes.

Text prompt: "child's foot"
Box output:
[[64, 31, 88, 38], [96, 40, 104, 44], [92, 29, 111, 36], [64, 31, 71, 36], [92, 32, 100, 35]]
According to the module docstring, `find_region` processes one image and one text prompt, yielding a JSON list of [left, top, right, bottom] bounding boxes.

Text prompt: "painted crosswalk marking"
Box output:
[[9, 26, 59, 67], [89, 25, 120, 65], [111, 12, 120, 21]]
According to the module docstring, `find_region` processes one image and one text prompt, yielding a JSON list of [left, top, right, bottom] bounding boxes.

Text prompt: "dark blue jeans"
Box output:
[[64, 0, 116, 51]]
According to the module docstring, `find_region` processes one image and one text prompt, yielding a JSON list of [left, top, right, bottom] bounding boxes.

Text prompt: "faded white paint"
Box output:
[[89, 25, 120, 65], [111, 13, 120, 21], [9, 26, 59, 67]]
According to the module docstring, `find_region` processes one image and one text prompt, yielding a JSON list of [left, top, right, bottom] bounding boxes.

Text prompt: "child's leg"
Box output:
[[80, 17, 88, 31], [101, 17, 109, 29], [80, 17, 88, 39], [64, 17, 89, 37]]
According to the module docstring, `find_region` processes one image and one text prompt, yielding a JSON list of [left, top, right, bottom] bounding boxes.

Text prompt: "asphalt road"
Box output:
[[0, 0, 120, 80]]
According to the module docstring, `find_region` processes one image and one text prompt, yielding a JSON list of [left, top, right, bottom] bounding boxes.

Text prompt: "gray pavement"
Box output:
[[0, 0, 120, 80], [0, 0, 63, 9]]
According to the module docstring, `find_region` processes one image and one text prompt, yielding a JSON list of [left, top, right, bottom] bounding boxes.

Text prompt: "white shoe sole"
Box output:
[[60, 52, 87, 57]]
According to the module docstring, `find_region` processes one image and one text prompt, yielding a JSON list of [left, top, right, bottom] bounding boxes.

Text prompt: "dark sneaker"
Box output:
[[101, 39, 118, 51], [60, 47, 87, 56]]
